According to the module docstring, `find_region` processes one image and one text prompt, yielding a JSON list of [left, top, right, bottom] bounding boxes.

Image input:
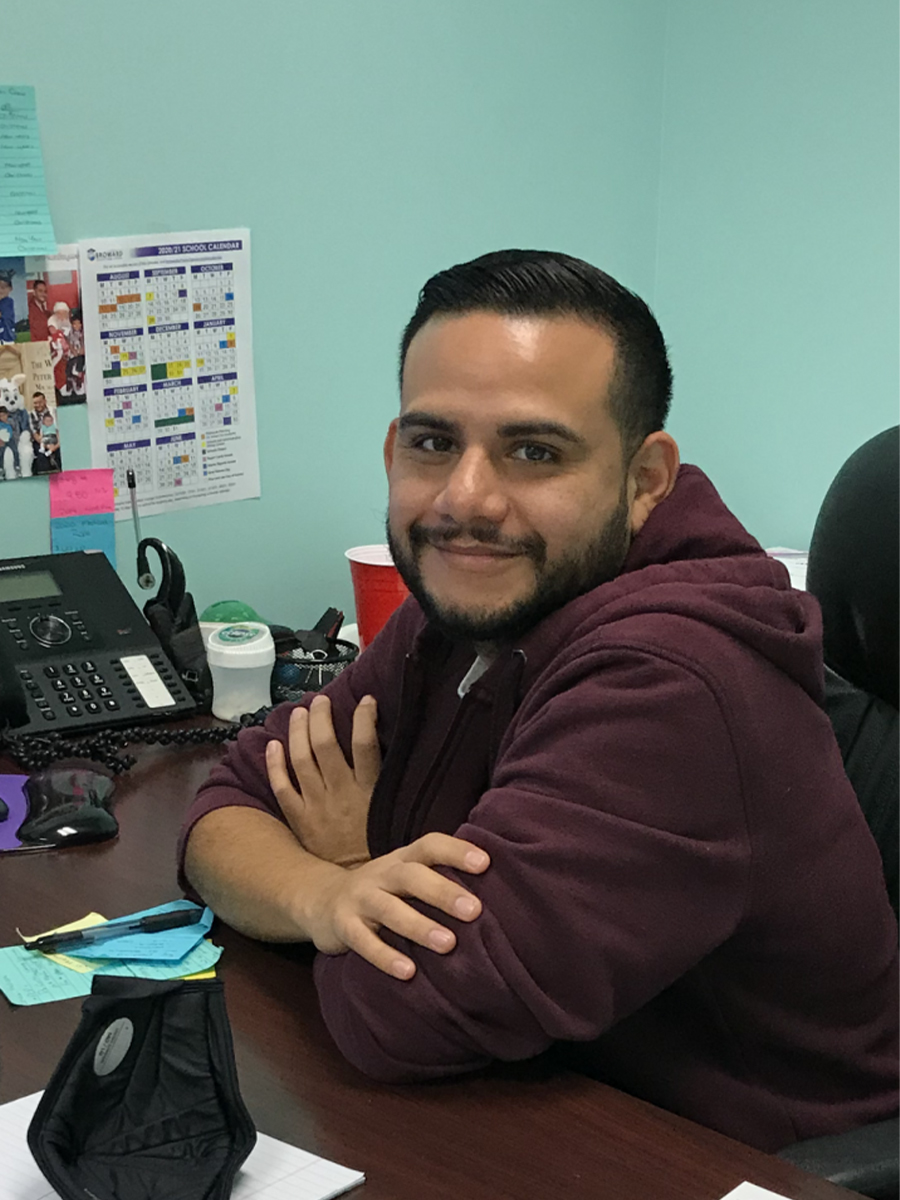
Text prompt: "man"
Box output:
[[182, 251, 898, 1152], [0, 276, 16, 344], [29, 391, 57, 476], [28, 278, 50, 343]]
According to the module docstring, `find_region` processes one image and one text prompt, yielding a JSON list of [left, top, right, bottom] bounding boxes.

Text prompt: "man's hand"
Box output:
[[305, 832, 491, 980], [266, 694, 380, 867]]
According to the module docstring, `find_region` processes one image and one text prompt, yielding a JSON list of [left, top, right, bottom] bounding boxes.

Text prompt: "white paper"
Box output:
[[719, 1183, 792, 1200], [80, 228, 260, 519], [765, 546, 808, 591], [0, 1093, 364, 1200]]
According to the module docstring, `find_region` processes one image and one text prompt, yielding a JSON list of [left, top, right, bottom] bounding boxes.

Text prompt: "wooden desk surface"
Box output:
[[0, 741, 861, 1200]]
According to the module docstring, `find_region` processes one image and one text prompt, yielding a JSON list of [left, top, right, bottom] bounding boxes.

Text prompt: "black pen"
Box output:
[[25, 907, 205, 954]]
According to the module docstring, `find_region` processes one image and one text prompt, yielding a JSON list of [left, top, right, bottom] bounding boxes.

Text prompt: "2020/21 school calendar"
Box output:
[[81, 229, 260, 519]]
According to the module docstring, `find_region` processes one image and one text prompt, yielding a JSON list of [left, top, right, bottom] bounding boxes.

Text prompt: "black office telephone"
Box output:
[[0, 551, 196, 736]]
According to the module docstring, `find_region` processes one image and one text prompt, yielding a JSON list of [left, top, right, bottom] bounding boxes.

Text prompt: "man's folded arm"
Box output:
[[313, 651, 752, 1082], [178, 636, 385, 936]]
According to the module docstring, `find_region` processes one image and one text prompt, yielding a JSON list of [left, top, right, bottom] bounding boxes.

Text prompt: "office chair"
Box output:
[[777, 427, 899, 1200]]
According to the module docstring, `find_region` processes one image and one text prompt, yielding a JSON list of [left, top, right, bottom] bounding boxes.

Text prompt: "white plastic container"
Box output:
[[206, 623, 275, 721]]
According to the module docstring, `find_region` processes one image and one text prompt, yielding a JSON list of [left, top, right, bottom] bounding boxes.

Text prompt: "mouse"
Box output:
[[18, 770, 118, 848]]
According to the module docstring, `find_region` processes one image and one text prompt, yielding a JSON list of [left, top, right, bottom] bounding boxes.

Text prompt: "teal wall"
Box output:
[[654, 0, 899, 548], [1, 0, 896, 623]]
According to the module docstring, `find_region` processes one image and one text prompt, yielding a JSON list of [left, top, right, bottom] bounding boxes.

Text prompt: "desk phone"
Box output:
[[0, 551, 196, 735]]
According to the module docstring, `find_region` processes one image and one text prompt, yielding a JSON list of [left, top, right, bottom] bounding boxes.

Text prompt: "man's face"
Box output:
[[33, 395, 46, 414], [385, 312, 637, 643], [34, 281, 47, 303]]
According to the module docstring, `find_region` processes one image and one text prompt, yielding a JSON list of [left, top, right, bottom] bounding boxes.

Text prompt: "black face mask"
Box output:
[[28, 976, 256, 1200]]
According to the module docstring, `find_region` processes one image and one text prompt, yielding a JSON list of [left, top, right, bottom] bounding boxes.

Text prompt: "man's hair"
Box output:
[[32, 391, 45, 401], [399, 249, 672, 458]]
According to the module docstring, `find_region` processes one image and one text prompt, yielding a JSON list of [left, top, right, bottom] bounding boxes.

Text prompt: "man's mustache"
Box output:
[[408, 520, 545, 562]]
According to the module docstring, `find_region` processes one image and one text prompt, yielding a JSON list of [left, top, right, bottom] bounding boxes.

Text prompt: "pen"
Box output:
[[127, 468, 142, 544], [25, 907, 204, 954]]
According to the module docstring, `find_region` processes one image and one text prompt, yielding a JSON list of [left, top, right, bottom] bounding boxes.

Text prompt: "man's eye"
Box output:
[[413, 435, 454, 453], [511, 443, 557, 463]]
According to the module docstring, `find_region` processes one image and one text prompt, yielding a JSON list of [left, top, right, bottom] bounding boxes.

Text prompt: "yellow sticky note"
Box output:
[[20, 913, 108, 973], [181, 968, 217, 980]]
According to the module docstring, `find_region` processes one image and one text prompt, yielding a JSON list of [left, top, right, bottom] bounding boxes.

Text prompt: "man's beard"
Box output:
[[387, 487, 632, 645]]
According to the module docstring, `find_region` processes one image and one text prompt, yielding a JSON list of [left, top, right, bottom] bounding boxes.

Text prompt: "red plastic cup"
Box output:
[[345, 544, 410, 651]]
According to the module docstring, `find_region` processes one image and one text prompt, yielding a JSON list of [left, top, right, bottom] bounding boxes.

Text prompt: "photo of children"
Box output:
[[0, 340, 61, 479], [26, 246, 87, 405], [0, 257, 28, 344]]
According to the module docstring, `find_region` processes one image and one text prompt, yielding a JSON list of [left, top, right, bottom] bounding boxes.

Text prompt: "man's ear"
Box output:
[[383, 418, 399, 475], [627, 431, 680, 536]]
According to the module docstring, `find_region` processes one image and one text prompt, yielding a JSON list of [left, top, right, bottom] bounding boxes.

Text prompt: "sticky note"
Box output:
[[63, 900, 213, 961], [0, 939, 222, 1005], [49, 468, 115, 519], [20, 912, 109, 973], [51, 513, 116, 569], [0, 85, 57, 255]]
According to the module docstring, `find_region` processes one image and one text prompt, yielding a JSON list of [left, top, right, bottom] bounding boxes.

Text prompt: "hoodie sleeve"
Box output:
[[313, 644, 752, 1081], [176, 599, 422, 886]]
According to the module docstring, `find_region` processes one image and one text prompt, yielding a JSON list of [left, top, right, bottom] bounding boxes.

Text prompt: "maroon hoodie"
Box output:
[[181, 466, 899, 1151]]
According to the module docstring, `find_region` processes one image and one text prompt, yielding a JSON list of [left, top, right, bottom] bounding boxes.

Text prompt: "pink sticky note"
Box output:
[[48, 469, 115, 519]]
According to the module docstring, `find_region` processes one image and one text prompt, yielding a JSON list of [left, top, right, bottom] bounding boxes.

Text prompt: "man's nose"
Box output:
[[433, 448, 508, 525]]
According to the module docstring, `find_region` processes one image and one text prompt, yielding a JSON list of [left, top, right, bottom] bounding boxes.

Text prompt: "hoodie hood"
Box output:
[[513, 465, 825, 705]]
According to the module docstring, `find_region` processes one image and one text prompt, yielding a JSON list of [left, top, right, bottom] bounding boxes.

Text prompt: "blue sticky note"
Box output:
[[51, 513, 116, 570], [64, 900, 213, 961], [0, 86, 57, 255], [0, 936, 222, 1006]]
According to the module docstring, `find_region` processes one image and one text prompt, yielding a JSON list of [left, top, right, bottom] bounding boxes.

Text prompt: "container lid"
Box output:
[[206, 622, 275, 669]]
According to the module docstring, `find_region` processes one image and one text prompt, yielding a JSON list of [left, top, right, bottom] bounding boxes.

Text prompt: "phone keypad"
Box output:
[[18, 653, 189, 730]]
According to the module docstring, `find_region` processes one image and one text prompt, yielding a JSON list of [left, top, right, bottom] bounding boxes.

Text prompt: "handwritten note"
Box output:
[[49, 469, 115, 519], [0, 86, 57, 256], [0, 938, 222, 1006], [49, 469, 116, 568], [50, 514, 116, 569], [62, 900, 213, 961]]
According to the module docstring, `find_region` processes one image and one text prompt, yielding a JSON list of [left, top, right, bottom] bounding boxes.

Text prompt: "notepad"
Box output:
[[719, 1184, 791, 1200], [0, 1093, 364, 1200]]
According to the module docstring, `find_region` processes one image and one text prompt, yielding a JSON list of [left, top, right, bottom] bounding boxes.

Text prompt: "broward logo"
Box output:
[[86, 248, 123, 262]]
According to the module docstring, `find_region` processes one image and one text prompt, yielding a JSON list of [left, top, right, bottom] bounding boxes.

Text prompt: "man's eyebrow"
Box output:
[[497, 420, 587, 447], [397, 411, 461, 435]]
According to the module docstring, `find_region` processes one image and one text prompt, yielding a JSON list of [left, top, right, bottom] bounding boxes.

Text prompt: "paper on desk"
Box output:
[[21, 912, 108, 973], [0, 939, 221, 1006], [58, 900, 213, 960], [0, 1093, 365, 1200], [719, 1184, 791, 1200], [0, 86, 57, 256]]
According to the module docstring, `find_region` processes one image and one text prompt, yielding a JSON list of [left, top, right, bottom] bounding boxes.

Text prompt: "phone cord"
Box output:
[[0, 707, 274, 775]]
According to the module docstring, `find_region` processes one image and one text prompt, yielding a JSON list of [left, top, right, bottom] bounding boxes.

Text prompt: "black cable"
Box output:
[[0, 708, 272, 775]]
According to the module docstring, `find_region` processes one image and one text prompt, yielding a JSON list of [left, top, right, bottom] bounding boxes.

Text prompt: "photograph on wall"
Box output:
[[0, 256, 28, 344], [25, 245, 86, 405], [0, 339, 61, 479]]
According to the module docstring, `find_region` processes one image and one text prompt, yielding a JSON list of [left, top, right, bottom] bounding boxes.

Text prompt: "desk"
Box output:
[[0, 739, 861, 1200]]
